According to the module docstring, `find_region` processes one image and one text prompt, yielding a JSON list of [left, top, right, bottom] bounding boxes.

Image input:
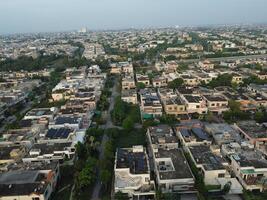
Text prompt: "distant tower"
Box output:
[[78, 27, 87, 33]]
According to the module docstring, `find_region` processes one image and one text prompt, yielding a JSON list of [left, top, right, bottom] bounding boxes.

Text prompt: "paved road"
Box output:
[[91, 78, 119, 200], [177, 53, 267, 63]]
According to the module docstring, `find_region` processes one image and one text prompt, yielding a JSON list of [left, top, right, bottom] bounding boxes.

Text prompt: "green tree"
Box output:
[[75, 142, 87, 160], [167, 78, 184, 89], [207, 73, 233, 88], [136, 82, 146, 89], [100, 170, 112, 188], [114, 192, 130, 200], [122, 117, 134, 130], [76, 158, 97, 189]]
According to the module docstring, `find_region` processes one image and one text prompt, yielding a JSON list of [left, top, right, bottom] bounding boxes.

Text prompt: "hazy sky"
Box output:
[[0, 0, 267, 34]]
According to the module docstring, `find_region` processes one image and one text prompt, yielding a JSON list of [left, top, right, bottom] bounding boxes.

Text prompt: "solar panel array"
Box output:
[[192, 128, 209, 140], [117, 148, 147, 174], [46, 128, 71, 139]]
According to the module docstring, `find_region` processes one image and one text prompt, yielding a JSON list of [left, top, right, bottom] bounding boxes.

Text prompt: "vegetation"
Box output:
[[206, 73, 233, 88], [111, 97, 140, 126], [243, 190, 267, 200], [223, 100, 250, 123], [73, 127, 104, 200], [243, 75, 267, 86], [136, 82, 146, 89], [51, 166, 74, 200], [167, 78, 184, 89]]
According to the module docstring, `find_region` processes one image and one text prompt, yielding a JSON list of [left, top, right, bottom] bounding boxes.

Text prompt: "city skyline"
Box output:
[[1, 0, 267, 34]]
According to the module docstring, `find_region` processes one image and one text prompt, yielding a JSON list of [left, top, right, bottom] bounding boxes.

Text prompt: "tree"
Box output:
[[136, 82, 146, 89], [114, 192, 130, 200], [207, 74, 233, 88], [159, 114, 177, 125], [167, 78, 184, 89], [75, 142, 87, 160], [76, 158, 97, 189], [223, 100, 250, 123], [122, 117, 134, 130], [100, 170, 112, 187]]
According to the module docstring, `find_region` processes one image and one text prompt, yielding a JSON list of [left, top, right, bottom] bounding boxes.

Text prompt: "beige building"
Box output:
[[121, 89, 138, 104], [163, 97, 186, 116], [121, 76, 136, 90]]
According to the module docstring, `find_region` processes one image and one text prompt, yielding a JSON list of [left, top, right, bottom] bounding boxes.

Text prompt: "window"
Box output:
[[218, 173, 225, 178]]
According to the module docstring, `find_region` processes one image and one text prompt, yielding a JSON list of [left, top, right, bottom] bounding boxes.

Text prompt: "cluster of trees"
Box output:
[[73, 128, 104, 199], [0, 54, 63, 72], [243, 75, 267, 86], [205, 73, 233, 88], [111, 97, 140, 130], [223, 100, 250, 123], [167, 78, 184, 89], [97, 89, 111, 111]]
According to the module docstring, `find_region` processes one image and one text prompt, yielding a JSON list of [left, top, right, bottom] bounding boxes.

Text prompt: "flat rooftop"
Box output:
[[237, 121, 267, 139], [203, 95, 227, 102], [189, 145, 225, 171], [184, 95, 203, 103], [148, 125, 178, 145], [30, 142, 73, 155], [54, 116, 80, 125], [116, 147, 148, 174], [45, 128, 72, 139], [155, 148, 194, 180], [232, 150, 267, 169]]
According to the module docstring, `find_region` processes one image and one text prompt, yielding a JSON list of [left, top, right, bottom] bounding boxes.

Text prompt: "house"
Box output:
[[163, 97, 186, 116], [180, 75, 199, 87], [0, 161, 59, 200], [176, 123, 212, 147], [233, 121, 267, 147], [152, 76, 167, 88], [122, 76, 136, 90], [232, 73, 243, 84], [205, 123, 241, 146], [203, 95, 228, 114], [136, 74, 150, 87], [24, 107, 57, 121], [180, 94, 207, 114], [49, 116, 82, 130], [22, 142, 75, 163], [231, 149, 267, 192], [121, 89, 138, 104], [153, 149, 196, 194], [220, 60, 237, 68], [186, 145, 229, 186], [146, 125, 178, 150], [198, 60, 214, 70], [0, 145, 27, 165], [114, 146, 155, 199], [140, 89, 163, 119]]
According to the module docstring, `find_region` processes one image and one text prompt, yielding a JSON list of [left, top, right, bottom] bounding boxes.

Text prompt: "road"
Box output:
[[177, 53, 267, 63], [91, 78, 119, 200]]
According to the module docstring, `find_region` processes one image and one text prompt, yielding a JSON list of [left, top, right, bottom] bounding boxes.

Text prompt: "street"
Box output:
[[91, 77, 120, 200]]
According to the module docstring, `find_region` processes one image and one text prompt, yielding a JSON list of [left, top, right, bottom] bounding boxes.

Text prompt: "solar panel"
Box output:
[[192, 128, 208, 140], [180, 129, 190, 137]]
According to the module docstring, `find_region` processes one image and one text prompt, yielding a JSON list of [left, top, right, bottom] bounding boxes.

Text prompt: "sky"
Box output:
[[0, 0, 267, 34]]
